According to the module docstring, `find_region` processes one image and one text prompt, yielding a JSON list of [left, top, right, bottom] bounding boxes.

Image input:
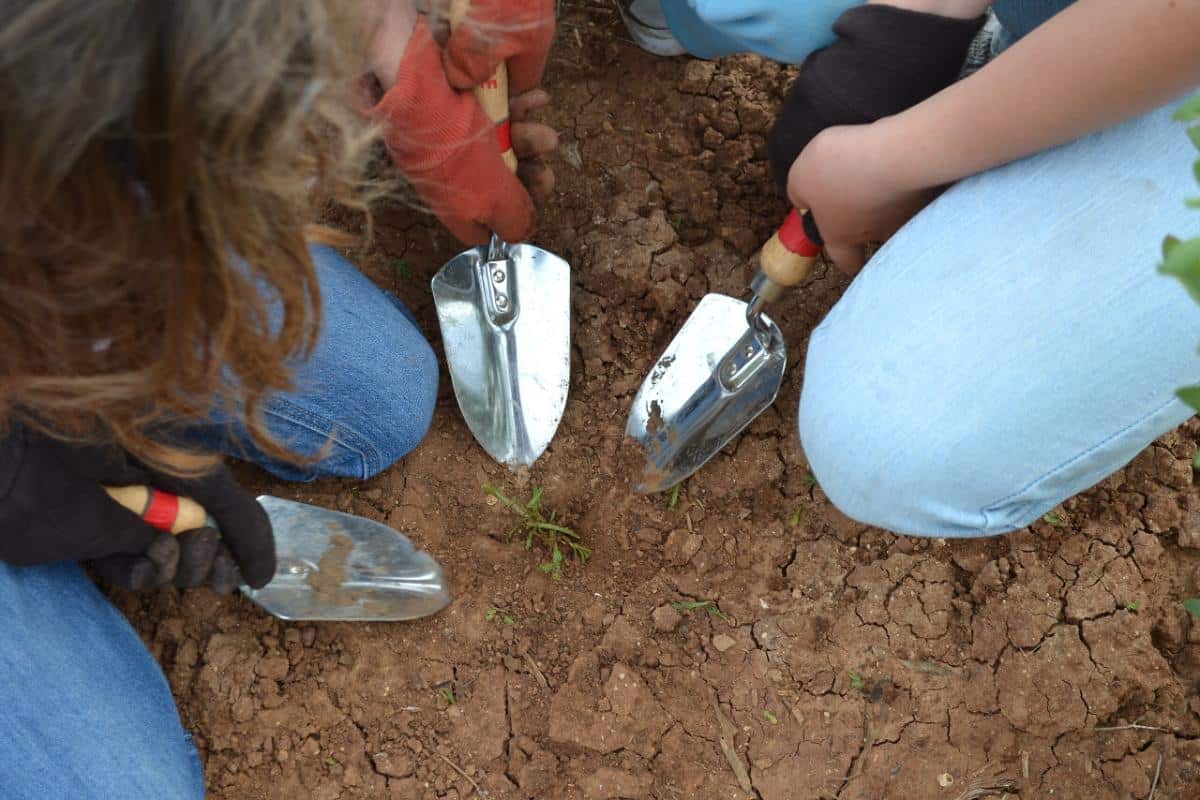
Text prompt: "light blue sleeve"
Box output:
[[661, 0, 860, 64]]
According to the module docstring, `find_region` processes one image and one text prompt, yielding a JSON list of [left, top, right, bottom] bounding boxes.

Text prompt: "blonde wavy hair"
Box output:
[[0, 0, 387, 473]]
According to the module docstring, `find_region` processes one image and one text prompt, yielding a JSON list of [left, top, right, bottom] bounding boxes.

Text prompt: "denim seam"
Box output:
[[979, 395, 1183, 533], [262, 394, 381, 478]]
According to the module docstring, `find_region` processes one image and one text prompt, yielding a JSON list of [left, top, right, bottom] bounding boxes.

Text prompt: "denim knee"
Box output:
[[363, 333, 438, 475], [797, 325, 999, 539]]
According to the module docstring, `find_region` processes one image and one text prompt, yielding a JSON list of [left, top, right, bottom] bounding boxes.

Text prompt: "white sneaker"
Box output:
[[618, 0, 686, 57]]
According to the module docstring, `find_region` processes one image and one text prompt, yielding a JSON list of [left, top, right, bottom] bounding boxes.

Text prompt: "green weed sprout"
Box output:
[[484, 484, 590, 581], [1161, 94, 1200, 615]]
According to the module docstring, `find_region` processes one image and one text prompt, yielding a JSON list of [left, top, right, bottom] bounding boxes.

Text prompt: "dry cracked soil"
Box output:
[[108, 5, 1200, 798]]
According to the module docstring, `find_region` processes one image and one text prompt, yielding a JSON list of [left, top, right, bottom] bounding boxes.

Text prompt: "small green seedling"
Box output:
[[803, 472, 818, 489], [789, 506, 803, 527], [1125, 601, 1141, 613], [325, 755, 340, 768], [668, 483, 682, 510], [484, 484, 590, 581], [438, 687, 457, 705], [671, 215, 684, 232], [485, 607, 515, 625], [1042, 511, 1068, 527], [393, 258, 413, 281], [671, 598, 729, 622], [763, 710, 779, 725], [1184, 598, 1200, 620], [1161, 96, 1200, 447], [849, 671, 865, 691]]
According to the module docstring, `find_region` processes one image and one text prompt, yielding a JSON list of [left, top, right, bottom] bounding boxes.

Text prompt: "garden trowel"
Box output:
[[105, 485, 451, 622], [626, 209, 823, 493], [431, 8, 571, 469]]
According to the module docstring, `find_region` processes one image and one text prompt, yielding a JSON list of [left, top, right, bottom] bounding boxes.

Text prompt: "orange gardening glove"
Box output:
[[374, 16, 533, 245], [442, 0, 556, 96]]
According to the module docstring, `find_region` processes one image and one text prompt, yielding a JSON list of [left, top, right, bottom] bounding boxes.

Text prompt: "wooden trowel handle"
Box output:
[[449, 0, 518, 173], [759, 209, 823, 288], [103, 485, 208, 534]]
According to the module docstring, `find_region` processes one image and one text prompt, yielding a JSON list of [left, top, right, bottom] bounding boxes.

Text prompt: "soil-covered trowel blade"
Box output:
[[626, 294, 786, 493], [432, 237, 571, 468], [239, 496, 451, 622]]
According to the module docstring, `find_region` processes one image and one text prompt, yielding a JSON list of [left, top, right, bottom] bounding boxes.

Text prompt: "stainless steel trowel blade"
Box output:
[[239, 496, 451, 622], [626, 293, 786, 493], [432, 241, 571, 468]]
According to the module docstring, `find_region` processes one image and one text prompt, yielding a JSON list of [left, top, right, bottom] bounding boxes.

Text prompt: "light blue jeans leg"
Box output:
[[659, 0, 1076, 65], [191, 244, 439, 481], [798, 97, 1200, 537], [660, 0, 859, 64], [0, 562, 205, 800]]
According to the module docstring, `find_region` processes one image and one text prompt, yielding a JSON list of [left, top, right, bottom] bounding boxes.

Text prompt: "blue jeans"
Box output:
[[663, 1, 1200, 537], [0, 246, 437, 798]]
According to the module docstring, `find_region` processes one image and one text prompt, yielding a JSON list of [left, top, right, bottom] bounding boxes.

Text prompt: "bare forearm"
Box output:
[[885, 0, 1200, 189]]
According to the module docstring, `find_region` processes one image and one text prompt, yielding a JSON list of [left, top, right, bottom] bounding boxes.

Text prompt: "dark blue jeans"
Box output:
[[0, 245, 437, 798]]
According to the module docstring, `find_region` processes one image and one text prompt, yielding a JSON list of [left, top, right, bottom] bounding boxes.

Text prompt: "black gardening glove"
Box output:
[[0, 424, 274, 592], [767, 5, 987, 193]]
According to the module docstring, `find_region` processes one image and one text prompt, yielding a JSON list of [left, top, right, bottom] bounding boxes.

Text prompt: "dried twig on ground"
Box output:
[[1093, 723, 1170, 733], [711, 691, 754, 795], [1148, 752, 1164, 800], [438, 752, 488, 799], [523, 652, 550, 691]]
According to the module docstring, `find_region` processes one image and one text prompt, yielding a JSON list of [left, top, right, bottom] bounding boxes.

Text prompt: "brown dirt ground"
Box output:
[[108, 5, 1200, 799]]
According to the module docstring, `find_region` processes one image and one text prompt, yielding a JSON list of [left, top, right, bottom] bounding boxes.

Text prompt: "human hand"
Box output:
[[786, 123, 942, 275], [374, 16, 558, 244], [0, 425, 274, 593], [440, 0, 555, 96]]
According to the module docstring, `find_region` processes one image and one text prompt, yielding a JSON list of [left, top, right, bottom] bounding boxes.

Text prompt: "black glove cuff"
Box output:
[[0, 424, 28, 503], [767, 5, 987, 192]]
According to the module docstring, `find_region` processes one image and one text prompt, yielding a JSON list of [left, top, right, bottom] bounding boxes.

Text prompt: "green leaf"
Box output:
[[1177, 385, 1200, 413], [1161, 237, 1200, 303], [1189, 124, 1200, 152], [393, 258, 413, 280], [1183, 598, 1200, 619], [672, 599, 712, 613], [502, 614, 515, 626], [1042, 511, 1067, 527], [527, 486, 544, 512], [849, 671, 865, 691], [1193, 451, 1200, 471], [803, 472, 818, 489], [763, 710, 779, 725], [668, 483, 682, 510], [1164, 235, 1182, 260], [485, 607, 498, 621], [789, 507, 803, 527], [1187, 198, 1200, 209], [1173, 93, 1200, 123], [1125, 602, 1140, 612]]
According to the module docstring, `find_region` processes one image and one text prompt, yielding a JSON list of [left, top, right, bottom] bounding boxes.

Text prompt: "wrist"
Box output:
[[365, 0, 418, 88], [871, 102, 969, 191]]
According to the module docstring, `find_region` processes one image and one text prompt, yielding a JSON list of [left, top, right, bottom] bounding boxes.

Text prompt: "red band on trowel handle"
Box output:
[[495, 120, 512, 154], [142, 489, 181, 532], [777, 209, 821, 257]]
